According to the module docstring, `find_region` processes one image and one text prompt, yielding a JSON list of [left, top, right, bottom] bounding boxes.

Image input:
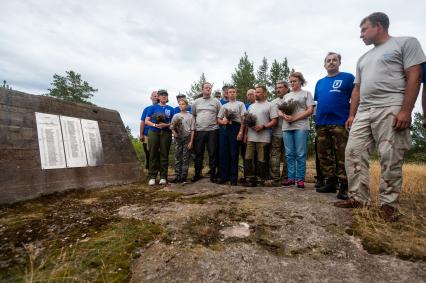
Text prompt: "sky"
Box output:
[[1, 0, 425, 136]]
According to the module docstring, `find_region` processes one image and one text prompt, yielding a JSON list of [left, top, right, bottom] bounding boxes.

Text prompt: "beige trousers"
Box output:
[[345, 106, 411, 208]]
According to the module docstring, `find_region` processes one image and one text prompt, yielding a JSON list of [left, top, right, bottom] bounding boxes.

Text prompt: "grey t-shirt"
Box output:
[[217, 100, 247, 123], [281, 90, 315, 131], [356, 36, 426, 109], [192, 96, 222, 131], [170, 112, 195, 137], [270, 96, 284, 137], [247, 100, 278, 143]]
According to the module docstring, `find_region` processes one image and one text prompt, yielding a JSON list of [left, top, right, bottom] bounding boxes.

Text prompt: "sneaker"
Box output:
[[282, 179, 295, 187], [296, 180, 305, 189], [191, 174, 202, 182], [159, 179, 167, 185], [379, 204, 399, 222], [148, 179, 156, 186], [334, 197, 363, 208], [316, 182, 337, 193]]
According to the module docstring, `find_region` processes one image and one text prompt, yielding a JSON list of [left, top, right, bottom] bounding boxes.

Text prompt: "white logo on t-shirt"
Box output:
[[331, 80, 342, 93]]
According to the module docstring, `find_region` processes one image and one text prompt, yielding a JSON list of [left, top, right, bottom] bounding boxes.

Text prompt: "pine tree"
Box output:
[[231, 52, 256, 102], [255, 57, 269, 88], [186, 73, 207, 102], [269, 58, 291, 98], [46, 71, 97, 104]]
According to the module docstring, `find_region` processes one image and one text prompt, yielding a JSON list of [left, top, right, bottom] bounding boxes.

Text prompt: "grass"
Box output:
[[350, 161, 426, 260]]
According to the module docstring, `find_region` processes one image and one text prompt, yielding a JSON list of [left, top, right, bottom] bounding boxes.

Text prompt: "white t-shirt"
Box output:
[[281, 90, 314, 131], [247, 100, 278, 143], [270, 96, 284, 137], [170, 112, 195, 137], [217, 100, 246, 123]]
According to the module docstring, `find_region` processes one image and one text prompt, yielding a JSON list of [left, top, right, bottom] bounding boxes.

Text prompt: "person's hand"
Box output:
[[139, 135, 145, 142], [278, 110, 285, 119], [243, 134, 248, 144], [253, 125, 265, 132], [283, 114, 294, 122], [187, 141, 193, 150], [157, 123, 168, 129], [237, 132, 243, 141], [393, 110, 411, 130], [345, 116, 355, 130]]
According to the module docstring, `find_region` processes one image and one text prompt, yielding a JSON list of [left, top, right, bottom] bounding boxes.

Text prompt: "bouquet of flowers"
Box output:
[[243, 113, 257, 128], [152, 112, 167, 123], [171, 117, 184, 136], [224, 109, 238, 123], [278, 99, 299, 115]]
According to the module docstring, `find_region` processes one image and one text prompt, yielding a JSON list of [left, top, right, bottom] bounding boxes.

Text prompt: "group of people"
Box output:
[[140, 12, 426, 222]]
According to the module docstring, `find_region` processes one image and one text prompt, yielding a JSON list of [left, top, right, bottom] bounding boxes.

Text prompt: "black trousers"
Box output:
[[194, 130, 219, 176]]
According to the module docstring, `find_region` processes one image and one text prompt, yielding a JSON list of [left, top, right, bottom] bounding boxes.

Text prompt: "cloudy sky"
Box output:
[[1, 0, 425, 135]]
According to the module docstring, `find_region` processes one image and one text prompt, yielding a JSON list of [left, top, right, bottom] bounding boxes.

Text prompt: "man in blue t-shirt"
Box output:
[[314, 52, 355, 200], [139, 91, 158, 169]]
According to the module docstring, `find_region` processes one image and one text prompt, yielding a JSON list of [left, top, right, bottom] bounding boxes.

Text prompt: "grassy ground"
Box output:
[[351, 161, 426, 260]]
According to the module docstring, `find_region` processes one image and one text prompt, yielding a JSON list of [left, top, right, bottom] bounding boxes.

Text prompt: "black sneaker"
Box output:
[[337, 184, 349, 200], [316, 182, 337, 193], [191, 175, 202, 182]]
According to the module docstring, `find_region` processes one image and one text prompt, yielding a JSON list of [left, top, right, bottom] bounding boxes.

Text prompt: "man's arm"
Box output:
[[422, 84, 426, 128], [345, 83, 360, 130], [139, 120, 145, 142], [393, 64, 422, 130]]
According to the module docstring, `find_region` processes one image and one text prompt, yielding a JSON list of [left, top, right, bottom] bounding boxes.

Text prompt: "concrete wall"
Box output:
[[0, 89, 143, 204]]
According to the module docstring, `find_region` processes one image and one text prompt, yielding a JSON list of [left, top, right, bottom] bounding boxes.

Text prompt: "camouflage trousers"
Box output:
[[270, 136, 287, 181], [316, 125, 348, 185], [345, 106, 411, 208], [245, 142, 269, 182], [174, 135, 191, 180]]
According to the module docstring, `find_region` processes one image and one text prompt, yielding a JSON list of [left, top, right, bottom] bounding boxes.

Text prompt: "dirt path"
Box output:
[[119, 179, 426, 282]]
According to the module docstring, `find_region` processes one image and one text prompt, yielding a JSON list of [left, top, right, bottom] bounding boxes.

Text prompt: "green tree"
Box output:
[[269, 58, 291, 97], [1, 80, 12, 90], [231, 52, 256, 102], [186, 73, 208, 102], [46, 71, 98, 104], [255, 57, 269, 87]]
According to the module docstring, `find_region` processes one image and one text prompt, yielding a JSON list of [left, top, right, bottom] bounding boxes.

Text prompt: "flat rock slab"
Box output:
[[117, 179, 426, 282]]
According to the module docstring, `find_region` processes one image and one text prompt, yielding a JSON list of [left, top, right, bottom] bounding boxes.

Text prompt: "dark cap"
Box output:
[[176, 93, 186, 99], [157, 89, 168, 96], [214, 91, 221, 97]]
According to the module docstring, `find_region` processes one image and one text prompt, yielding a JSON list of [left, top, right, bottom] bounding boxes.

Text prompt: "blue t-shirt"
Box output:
[[146, 104, 175, 132], [140, 105, 155, 136], [174, 105, 191, 114], [220, 98, 228, 105], [314, 72, 355, 126], [422, 63, 426, 83], [245, 102, 252, 110]]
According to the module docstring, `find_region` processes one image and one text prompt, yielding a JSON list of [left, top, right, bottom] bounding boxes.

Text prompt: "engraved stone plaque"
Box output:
[[60, 116, 88, 168], [81, 119, 104, 166], [35, 112, 66, 169]]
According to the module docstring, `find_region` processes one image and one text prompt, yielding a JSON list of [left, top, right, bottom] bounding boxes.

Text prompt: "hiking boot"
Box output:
[[316, 181, 337, 193], [337, 184, 349, 200], [191, 174, 202, 182], [315, 178, 325, 188], [282, 179, 295, 187], [296, 180, 305, 189], [379, 204, 399, 222], [334, 197, 363, 208]]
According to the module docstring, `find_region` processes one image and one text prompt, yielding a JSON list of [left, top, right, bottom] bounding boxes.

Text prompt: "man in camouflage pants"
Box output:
[[267, 80, 289, 186], [314, 52, 355, 199]]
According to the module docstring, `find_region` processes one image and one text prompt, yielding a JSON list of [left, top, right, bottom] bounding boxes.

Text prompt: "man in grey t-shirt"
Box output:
[[244, 85, 278, 187], [267, 80, 289, 186], [335, 12, 426, 222], [191, 82, 222, 183]]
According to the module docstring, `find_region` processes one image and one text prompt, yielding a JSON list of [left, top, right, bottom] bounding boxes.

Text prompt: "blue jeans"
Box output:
[[283, 130, 308, 181]]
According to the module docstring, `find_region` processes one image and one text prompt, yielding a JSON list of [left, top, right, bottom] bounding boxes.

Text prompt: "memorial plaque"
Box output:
[[81, 119, 104, 166], [35, 112, 66, 169], [60, 116, 88, 168]]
